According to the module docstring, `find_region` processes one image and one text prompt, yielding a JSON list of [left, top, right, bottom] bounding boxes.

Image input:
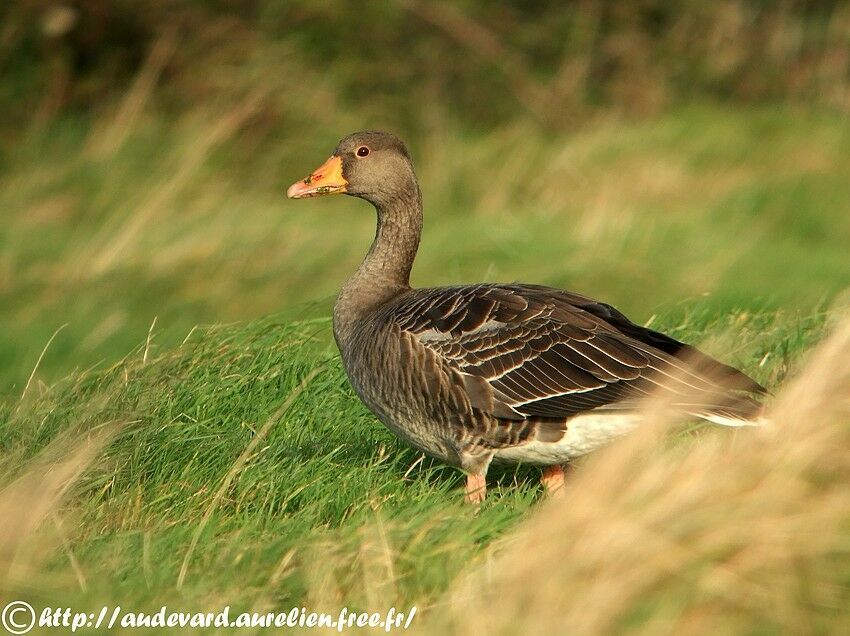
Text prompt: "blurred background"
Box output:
[[2, 4, 850, 627], [2, 0, 850, 396]]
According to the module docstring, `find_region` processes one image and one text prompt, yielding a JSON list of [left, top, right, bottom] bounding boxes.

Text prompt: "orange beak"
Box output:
[[287, 155, 348, 199]]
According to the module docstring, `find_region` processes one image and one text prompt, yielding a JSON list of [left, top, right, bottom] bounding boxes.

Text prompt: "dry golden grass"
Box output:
[[434, 317, 850, 635], [0, 425, 114, 599]]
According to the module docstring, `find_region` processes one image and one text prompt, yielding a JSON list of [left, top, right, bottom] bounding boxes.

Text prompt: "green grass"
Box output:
[[0, 307, 830, 615], [2, 316, 541, 611], [1, 101, 848, 628]]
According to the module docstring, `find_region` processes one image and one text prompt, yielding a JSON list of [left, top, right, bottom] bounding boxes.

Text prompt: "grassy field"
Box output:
[[2, 4, 850, 629], [1, 100, 848, 631]]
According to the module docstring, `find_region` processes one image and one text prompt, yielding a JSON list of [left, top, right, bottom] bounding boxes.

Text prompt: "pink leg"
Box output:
[[541, 464, 566, 495], [465, 473, 487, 504]]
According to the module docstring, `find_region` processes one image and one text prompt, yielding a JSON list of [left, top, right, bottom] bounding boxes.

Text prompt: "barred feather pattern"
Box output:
[[335, 282, 765, 471], [313, 131, 766, 473]]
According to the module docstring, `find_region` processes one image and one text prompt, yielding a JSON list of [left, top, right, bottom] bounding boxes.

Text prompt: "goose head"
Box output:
[[287, 131, 418, 207]]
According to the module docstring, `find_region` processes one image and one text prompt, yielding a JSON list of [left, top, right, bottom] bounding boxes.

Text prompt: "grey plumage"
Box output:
[[288, 131, 765, 500]]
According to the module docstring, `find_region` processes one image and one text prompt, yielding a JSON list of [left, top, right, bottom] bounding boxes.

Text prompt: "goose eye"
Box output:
[[356, 146, 370, 157]]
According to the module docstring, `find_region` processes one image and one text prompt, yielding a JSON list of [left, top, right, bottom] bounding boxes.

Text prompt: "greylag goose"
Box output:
[[287, 132, 765, 503]]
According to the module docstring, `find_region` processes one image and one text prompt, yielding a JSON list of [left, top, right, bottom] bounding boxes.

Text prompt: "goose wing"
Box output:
[[391, 284, 764, 422]]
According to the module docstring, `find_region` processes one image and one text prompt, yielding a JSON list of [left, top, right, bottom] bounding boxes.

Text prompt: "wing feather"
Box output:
[[388, 284, 764, 423]]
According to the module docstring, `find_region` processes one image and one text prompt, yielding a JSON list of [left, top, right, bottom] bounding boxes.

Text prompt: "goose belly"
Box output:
[[336, 320, 474, 465], [374, 410, 459, 464], [342, 360, 460, 465], [493, 413, 640, 465]]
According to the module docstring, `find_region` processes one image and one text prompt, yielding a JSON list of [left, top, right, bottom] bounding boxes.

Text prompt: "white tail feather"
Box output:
[[697, 412, 772, 427]]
